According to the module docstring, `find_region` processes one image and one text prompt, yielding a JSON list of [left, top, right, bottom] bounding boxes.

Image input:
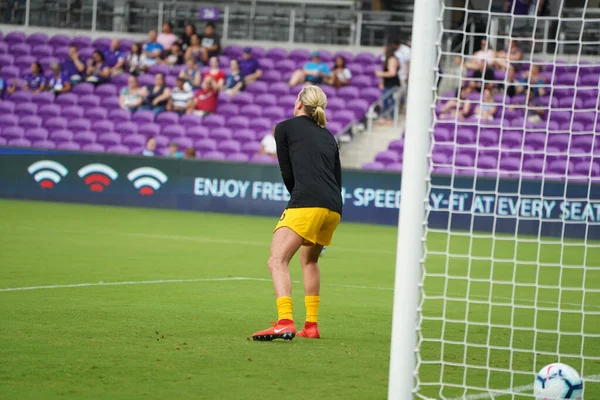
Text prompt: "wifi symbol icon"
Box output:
[[127, 167, 168, 196], [27, 160, 69, 189], [77, 163, 119, 192]]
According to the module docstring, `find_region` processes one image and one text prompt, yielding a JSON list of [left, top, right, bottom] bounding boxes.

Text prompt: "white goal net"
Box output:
[[398, 1, 600, 399]]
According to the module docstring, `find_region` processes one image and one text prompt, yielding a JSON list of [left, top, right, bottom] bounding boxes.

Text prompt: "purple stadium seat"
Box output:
[[71, 35, 92, 48], [95, 84, 118, 97], [97, 132, 121, 146], [262, 70, 282, 82], [105, 144, 129, 154], [32, 139, 55, 149], [8, 137, 31, 147], [0, 54, 15, 66], [361, 87, 382, 104], [347, 99, 369, 118], [327, 122, 343, 135], [161, 125, 185, 138], [119, 39, 134, 52], [91, 120, 114, 135], [333, 110, 356, 127], [77, 47, 94, 61], [111, 73, 129, 86], [354, 52, 376, 64], [351, 75, 372, 88], [14, 102, 38, 116], [4, 32, 26, 45], [195, 138, 218, 153], [85, 107, 108, 120], [227, 152, 250, 162], [274, 59, 297, 74], [386, 162, 403, 172], [337, 86, 360, 99], [269, 82, 289, 96], [208, 127, 231, 142], [108, 108, 131, 122], [25, 128, 49, 141], [288, 49, 310, 62], [114, 121, 137, 136], [44, 116, 68, 130], [92, 37, 112, 50], [48, 34, 70, 47], [201, 114, 224, 129], [20, 115, 43, 129], [156, 111, 179, 126], [241, 141, 262, 157], [218, 140, 242, 154], [266, 47, 287, 60], [202, 150, 225, 161], [2, 65, 19, 79], [73, 131, 96, 145], [249, 118, 272, 132], [132, 110, 155, 124], [55, 93, 78, 106], [0, 114, 19, 129], [81, 143, 104, 152], [2, 126, 24, 139], [31, 44, 52, 58], [71, 82, 94, 96], [227, 116, 250, 129], [524, 132, 546, 149], [263, 107, 286, 120], [279, 95, 297, 110], [78, 94, 101, 108], [50, 129, 74, 143], [0, 42, 7, 54], [230, 129, 255, 144], [257, 58, 274, 71], [154, 136, 169, 148], [31, 91, 55, 106], [186, 126, 209, 139], [246, 81, 268, 95], [53, 46, 69, 59], [60, 105, 84, 119], [362, 161, 385, 171], [254, 94, 276, 107], [347, 63, 364, 76], [375, 151, 399, 165], [501, 131, 524, 148], [556, 73, 578, 86], [477, 156, 498, 170], [231, 92, 254, 106], [122, 134, 146, 147], [57, 141, 80, 151], [179, 114, 203, 128], [170, 137, 192, 150], [499, 156, 522, 172], [138, 123, 161, 137], [217, 103, 239, 116], [38, 56, 59, 71], [12, 44, 32, 56], [10, 91, 33, 103], [249, 153, 276, 164], [0, 100, 16, 115]]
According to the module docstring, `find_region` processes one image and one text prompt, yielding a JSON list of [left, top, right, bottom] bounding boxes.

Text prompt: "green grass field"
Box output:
[[1, 199, 598, 399]]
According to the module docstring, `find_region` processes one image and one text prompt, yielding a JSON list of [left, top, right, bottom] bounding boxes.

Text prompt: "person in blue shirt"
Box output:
[[166, 142, 184, 158], [47, 62, 72, 95], [288, 51, 331, 86], [104, 38, 126, 75], [240, 47, 262, 84], [23, 62, 47, 93], [143, 30, 164, 68], [224, 59, 245, 95]]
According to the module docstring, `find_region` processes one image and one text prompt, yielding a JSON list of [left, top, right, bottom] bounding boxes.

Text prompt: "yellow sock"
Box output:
[[305, 296, 320, 323], [276, 296, 293, 322]]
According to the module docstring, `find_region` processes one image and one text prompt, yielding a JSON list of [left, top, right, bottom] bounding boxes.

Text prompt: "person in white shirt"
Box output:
[[393, 40, 411, 87], [326, 56, 352, 88], [258, 128, 277, 158], [167, 77, 194, 115], [464, 38, 497, 70]]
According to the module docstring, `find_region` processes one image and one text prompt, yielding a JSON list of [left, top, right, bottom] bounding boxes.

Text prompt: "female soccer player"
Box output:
[[252, 86, 342, 341]]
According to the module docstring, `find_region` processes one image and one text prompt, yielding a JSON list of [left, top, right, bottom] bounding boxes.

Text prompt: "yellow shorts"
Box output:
[[274, 207, 341, 246]]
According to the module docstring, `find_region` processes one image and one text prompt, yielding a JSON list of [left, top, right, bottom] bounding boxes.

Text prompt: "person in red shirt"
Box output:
[[187, 76, 219, 117], [205, 56, 225, 88]]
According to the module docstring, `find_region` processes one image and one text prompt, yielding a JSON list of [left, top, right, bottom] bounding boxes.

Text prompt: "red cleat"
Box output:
[[252, 321, 296, 341], [297, 323, 320, 339]]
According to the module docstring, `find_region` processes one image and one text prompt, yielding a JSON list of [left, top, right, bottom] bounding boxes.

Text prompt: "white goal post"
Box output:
[[390, 0, 600, 399]]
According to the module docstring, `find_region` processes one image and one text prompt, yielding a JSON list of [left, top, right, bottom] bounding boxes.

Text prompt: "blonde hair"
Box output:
[[298, 85, 327, 128]]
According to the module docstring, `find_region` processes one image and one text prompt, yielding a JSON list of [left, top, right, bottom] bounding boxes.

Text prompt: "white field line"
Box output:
[[447, 373, 600, 400]]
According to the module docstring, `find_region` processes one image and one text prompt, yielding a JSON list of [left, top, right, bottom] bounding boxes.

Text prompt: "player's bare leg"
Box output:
[[297, 244, 323, 338], [252, 227, 303, 341]]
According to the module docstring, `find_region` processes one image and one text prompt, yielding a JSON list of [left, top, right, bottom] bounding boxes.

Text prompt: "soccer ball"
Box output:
[[533, 363, 583, 399]]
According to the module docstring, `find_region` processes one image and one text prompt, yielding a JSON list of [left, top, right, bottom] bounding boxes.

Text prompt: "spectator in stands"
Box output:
[[85, 50, 110, 85], [375, 44, 400, 125], [143, 137, 156, 156], [496, 39, 523, 70], [240, 47, 262, 85], [469, 61, 496, 92], [184, 147, 196, 159], [23, 62, 47, 93], [504, 0, 548, 15], [179, 23, 197, 51], [62, 45, 86, 84], [47, 62, 71, 95], [258, 128, 277, 158], [504, 64, 525, 98], [326, 56, 352, 88], [205, 56, 225, 87], [288, 51, 331, 86], [393, 40, 411, 89], [464, 38, 497, 70], [199, 22, 221, 64], [470, 88, 498, 121], [119, 75, 145, 112], [184, 34, 203, 64], [168, 77, 194, 115], [187, 76, 219, 117], [140, 73, 170, 115], [166, 142, 183, 158], [159, 42, 184, 66], [521, 65, 546, 98], [127, 43, 147, 75], [224, 59, 245, 95], [179, 57, 202, 89], [439, 87, 472, 119], [143, 29, 164, 67], [0, 66, 5, 99], [157, 22, 178, 50], [104, 38, 125, 75]]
